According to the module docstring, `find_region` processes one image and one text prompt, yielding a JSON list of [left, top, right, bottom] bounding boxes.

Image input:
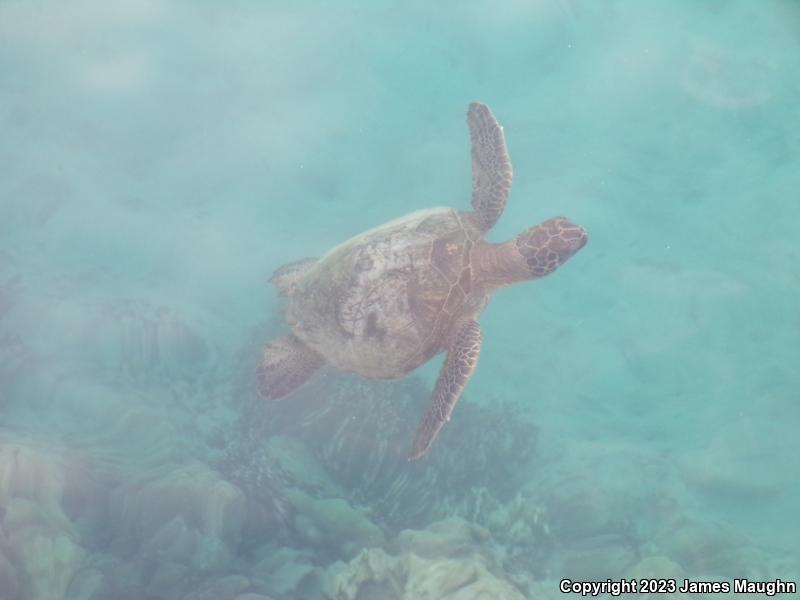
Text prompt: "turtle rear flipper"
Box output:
[[468, 102, 513, 231], [409, 319, 482, 460], [258, 335, 324, 399], [269, 258, 317, 296]]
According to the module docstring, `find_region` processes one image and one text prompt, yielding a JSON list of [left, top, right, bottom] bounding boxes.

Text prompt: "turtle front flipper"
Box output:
[[409, 319, 482, 460], [467, 102, 513, 231], [258, 335, 325, 399]]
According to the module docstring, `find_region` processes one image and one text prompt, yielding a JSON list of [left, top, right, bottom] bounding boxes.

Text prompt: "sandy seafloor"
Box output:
[[1, 0, 799, 598]]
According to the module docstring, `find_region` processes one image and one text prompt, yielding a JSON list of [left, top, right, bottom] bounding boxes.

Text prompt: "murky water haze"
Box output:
[[1, 1, 799, 598]]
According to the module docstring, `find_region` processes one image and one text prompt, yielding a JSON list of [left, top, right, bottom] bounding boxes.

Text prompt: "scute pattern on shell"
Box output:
[[337, 235, 417, 340], [284, 208, 485, 379]]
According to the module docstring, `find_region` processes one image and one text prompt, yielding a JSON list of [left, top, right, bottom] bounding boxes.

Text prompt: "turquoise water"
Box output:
[[1, 0, 799, 598]]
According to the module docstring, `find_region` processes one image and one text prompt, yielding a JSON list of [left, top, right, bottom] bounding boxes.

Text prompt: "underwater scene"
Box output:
[[1, 0, 799, 598]]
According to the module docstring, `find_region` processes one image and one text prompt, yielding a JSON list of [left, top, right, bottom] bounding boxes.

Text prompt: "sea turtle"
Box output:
[[259, 102, 587, 460]]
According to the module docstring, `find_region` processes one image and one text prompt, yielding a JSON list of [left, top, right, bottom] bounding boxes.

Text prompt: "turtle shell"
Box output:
[[284, 207, 485, 378]]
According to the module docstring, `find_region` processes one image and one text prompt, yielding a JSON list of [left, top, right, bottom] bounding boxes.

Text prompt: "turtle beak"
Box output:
[[554, 218, 588, 258]]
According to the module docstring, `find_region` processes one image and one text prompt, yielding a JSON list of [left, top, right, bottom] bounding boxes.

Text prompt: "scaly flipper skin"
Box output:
[[409, 320, 482, 460], [468, 102, 513, 231], [258, 335, 325, 399]]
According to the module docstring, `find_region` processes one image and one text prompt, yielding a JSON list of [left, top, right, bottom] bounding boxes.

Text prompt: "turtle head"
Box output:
[[513, 217, 587, 279], [473, 216, 587, 288]]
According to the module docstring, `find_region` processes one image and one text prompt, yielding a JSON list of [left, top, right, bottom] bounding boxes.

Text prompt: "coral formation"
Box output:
[[87, 298, 213, 385], [652, 520, 755, 579], [324, 517, 526, 599], [109, 463, 245, 561], [285, 488, 385, 560], [238, 368, 540, 531], [0, 437, 103, 600], [327, 547, 525, 600], [249, 545, 320, 597]]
